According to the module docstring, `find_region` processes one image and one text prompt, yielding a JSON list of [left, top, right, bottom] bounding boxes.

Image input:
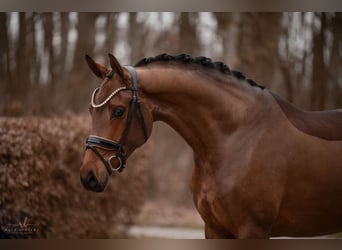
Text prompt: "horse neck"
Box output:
[[137, 65, 263, 156]]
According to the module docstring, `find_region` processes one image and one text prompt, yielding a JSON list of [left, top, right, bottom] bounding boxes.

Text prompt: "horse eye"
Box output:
[[112, 107, 125, 118]]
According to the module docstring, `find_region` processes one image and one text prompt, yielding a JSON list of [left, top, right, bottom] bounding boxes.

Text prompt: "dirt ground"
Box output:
[[133, 199, 204, 228]]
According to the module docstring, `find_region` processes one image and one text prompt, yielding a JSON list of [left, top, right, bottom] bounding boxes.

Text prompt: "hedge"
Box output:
[[0, 114, 151, 238]]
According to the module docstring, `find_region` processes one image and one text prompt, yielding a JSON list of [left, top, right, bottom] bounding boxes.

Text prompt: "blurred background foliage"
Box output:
[[0, 12, 342, 115], [1, 12, 342, 116], [0, 114, 151, 238], [0, 12, 342, 237]]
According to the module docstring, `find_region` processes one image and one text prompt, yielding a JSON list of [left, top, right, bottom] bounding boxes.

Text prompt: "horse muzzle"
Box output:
[[80, 135, 127, 192], [80, 168, 109, 192]]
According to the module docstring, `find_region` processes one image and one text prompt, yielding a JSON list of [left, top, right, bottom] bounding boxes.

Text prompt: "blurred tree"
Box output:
[[71, 13, 98, 74], [2, 12, 342, 115], [67, 13, 99, 112], [277, 13, 305, 105], [235, 13, 282, 90], [52, 13, 70, 113], [26, 13, 40, 113], [59, 13, 70, 70], [178, 13, 199, 55], [0, 13, 9, 102], [150, 14, 179, 56], [128, 13, 146, 64], [330, 13, 342, 108], [15, 13, 29, 100], [40, 13, 58, 112], [310, 13, 328, 110], [104, 13, 119, 54], [213, 12, 233, 63]]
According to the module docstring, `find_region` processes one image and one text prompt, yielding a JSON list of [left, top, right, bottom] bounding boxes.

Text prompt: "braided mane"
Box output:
[[134, 53, 265, 89]]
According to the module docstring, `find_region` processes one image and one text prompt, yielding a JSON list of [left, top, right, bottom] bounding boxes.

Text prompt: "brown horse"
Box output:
[[80, 53, 342, 238]]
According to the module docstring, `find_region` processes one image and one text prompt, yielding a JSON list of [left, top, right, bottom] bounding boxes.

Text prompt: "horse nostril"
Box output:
[[80, 169, 107, 192], [86, 171, 98, 189]]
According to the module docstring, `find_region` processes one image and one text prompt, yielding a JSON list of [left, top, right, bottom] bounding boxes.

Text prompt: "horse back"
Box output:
[[270, 91, 342, 141]]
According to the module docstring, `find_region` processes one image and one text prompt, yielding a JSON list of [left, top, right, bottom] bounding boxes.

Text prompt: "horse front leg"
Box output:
[[204, 223, 236, 239]]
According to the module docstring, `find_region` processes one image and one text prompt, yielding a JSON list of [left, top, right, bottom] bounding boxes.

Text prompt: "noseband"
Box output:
[[85, 66, 148, 174]]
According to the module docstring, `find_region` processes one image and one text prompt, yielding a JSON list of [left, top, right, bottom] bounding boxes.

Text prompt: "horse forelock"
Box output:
[[134, 53, 265, 89]]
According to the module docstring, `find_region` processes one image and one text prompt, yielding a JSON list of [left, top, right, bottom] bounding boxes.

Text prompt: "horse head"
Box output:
[[80, 54, 152, 192]]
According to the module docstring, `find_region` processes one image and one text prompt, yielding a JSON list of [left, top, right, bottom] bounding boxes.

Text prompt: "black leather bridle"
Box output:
[[85, 66, 148, 174]]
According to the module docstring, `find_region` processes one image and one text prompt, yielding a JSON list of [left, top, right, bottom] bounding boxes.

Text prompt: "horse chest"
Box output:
[[190, 168, 237, 234]]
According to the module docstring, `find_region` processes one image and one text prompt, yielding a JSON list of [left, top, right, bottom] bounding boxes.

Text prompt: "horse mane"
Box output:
[[134, 53, 265, 89]]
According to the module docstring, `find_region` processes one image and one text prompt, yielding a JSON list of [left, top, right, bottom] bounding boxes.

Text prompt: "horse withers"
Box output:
[[80, 53, 342, 238]]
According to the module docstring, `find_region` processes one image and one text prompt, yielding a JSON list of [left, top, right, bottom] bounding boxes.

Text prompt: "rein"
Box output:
[[85, 66, 148, 174]]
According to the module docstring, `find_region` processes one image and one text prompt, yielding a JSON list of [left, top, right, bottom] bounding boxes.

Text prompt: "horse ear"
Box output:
[[85, 54, 109, 79], [108, 53, 124, 79]]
